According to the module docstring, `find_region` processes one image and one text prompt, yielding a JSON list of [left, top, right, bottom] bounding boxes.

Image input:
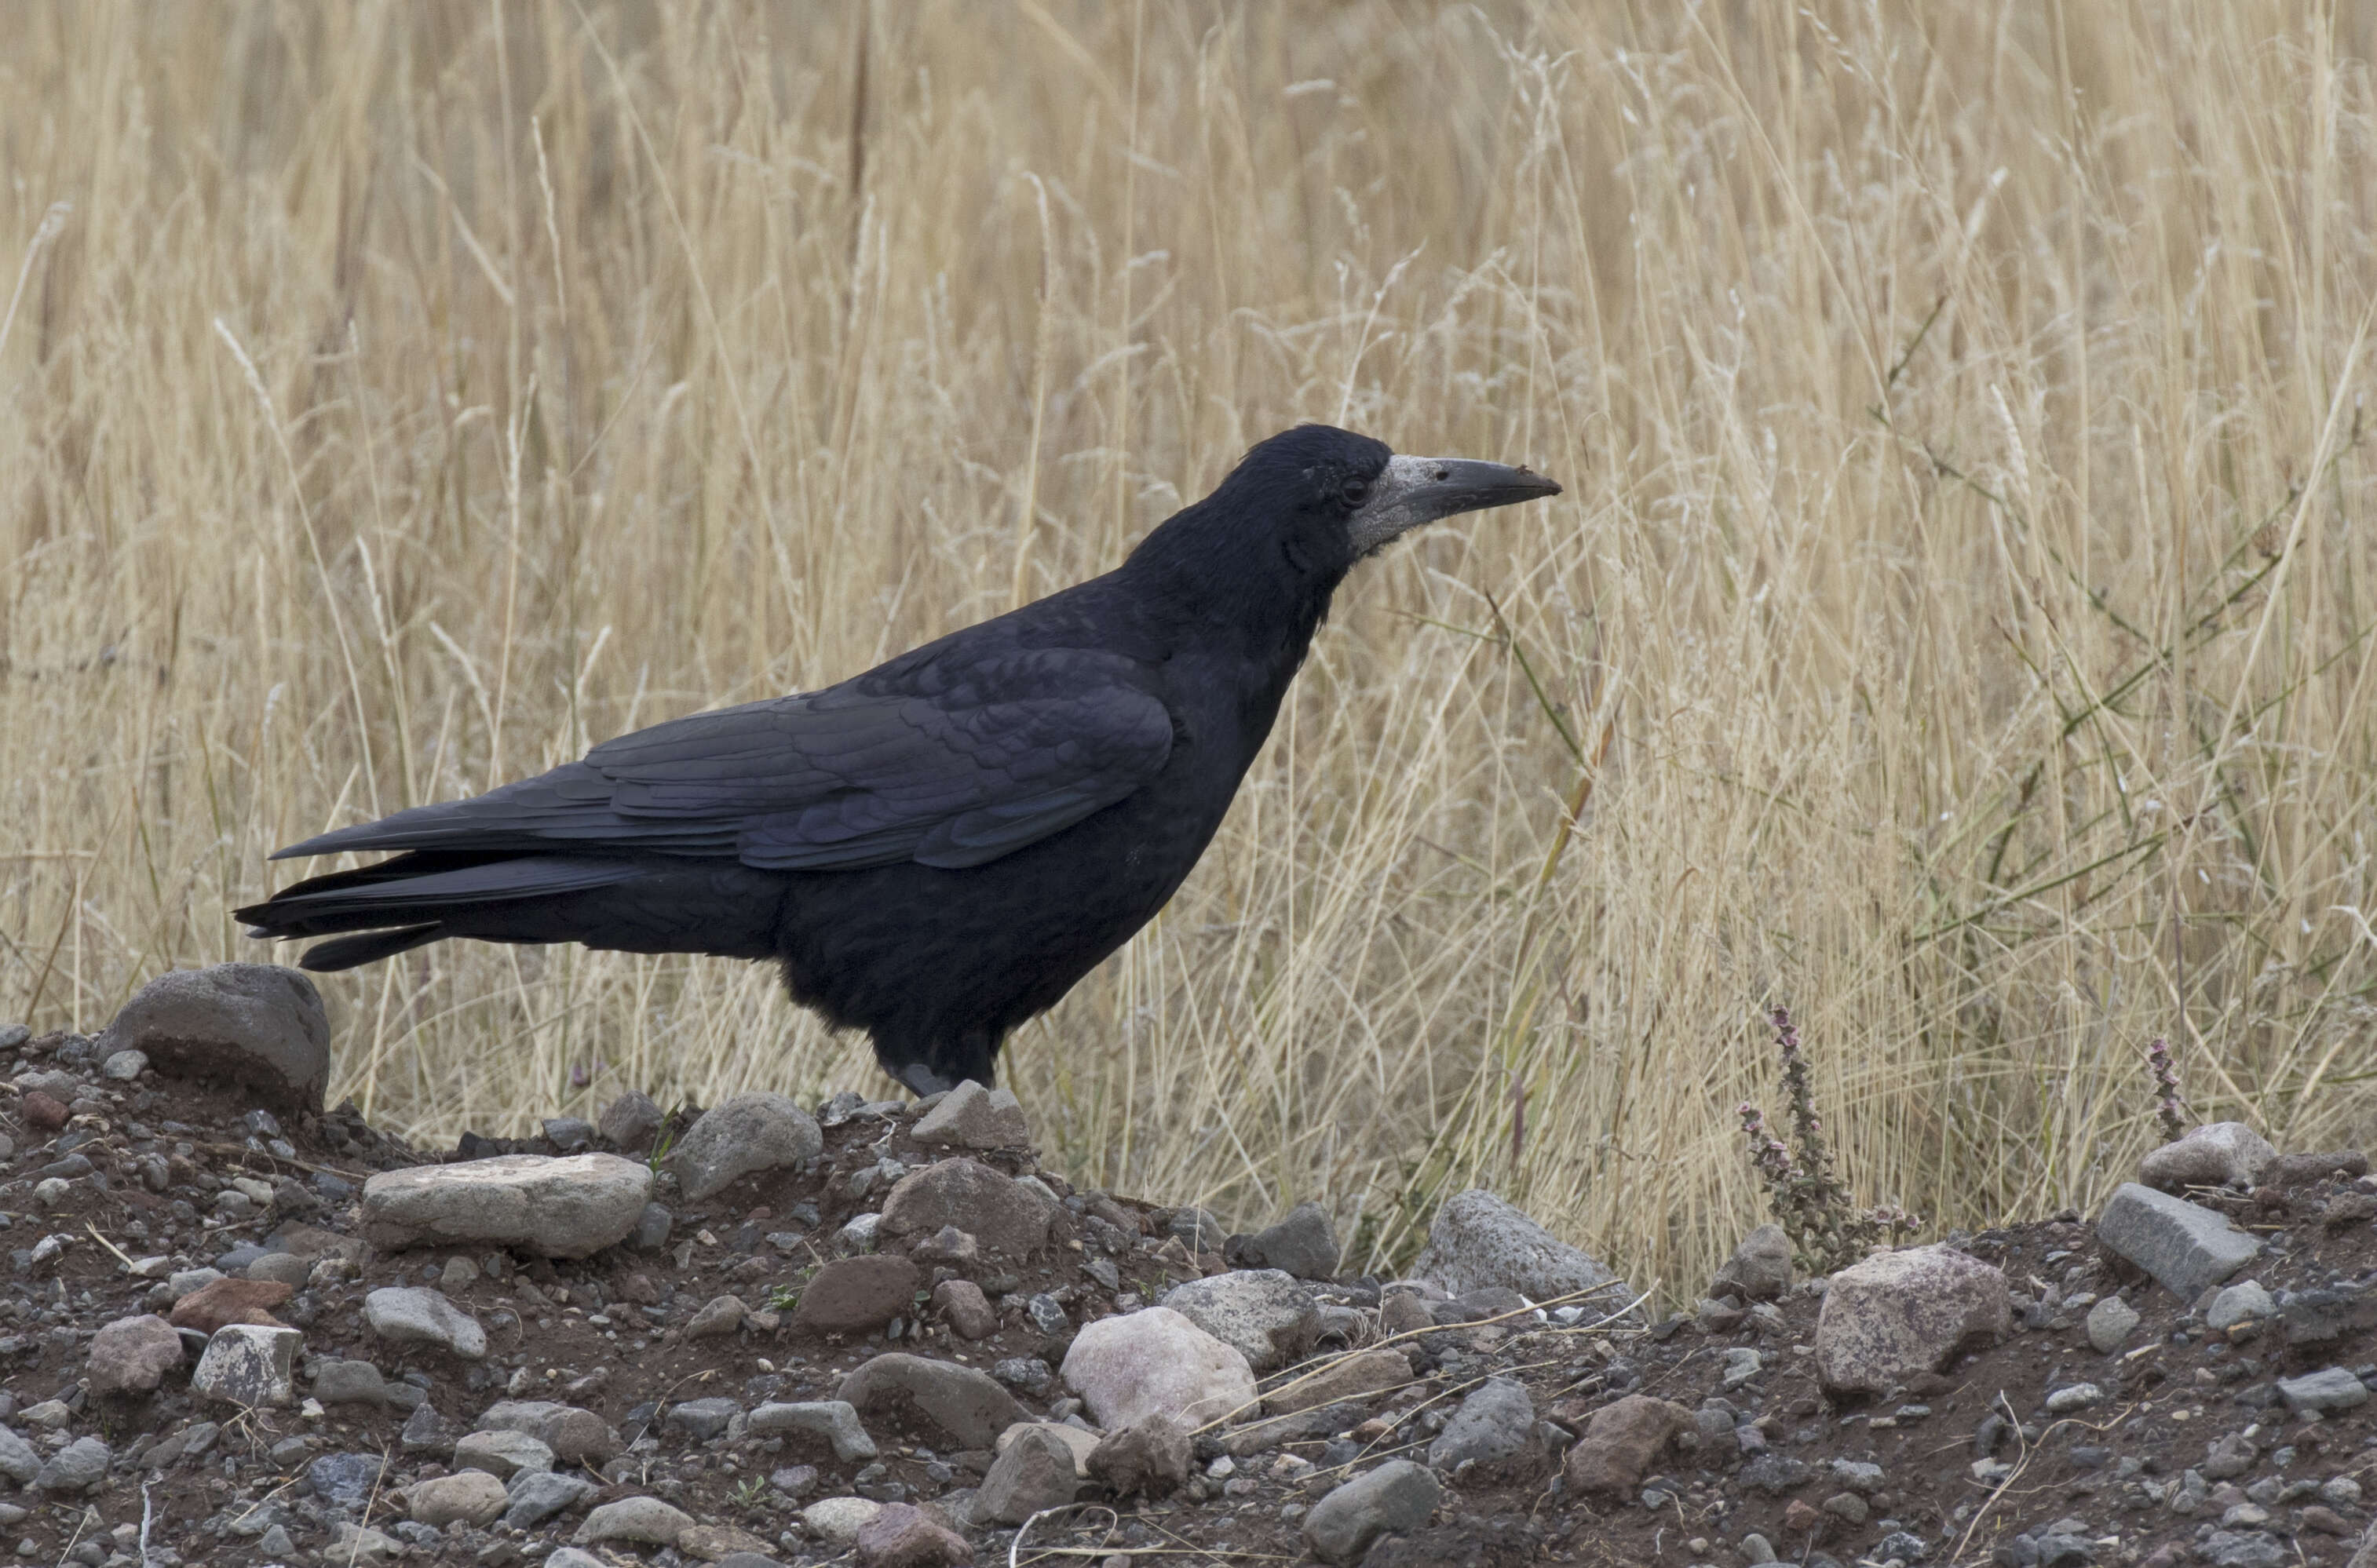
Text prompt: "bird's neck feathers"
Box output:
[[1119, 490, 1349, 665]]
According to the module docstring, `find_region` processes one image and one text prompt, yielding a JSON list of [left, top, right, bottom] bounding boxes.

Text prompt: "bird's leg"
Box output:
[[893, 1060, 958, 1097]]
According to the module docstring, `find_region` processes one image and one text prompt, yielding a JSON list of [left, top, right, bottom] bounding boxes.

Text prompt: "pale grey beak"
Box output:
[[1348, 453, 1563, 556]]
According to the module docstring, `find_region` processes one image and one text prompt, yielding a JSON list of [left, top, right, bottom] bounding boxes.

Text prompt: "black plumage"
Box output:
[[236, 425, 1561, 1092]]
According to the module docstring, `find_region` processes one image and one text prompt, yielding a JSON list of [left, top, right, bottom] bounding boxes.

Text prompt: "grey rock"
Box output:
[[2278, 1367, 2371, 1413], [313, 1358, 389, 1408], [1168, 1207, 1226, 1252], [802, 1496, 885, 1543], [0, 1428, 39, 1483], [1425, 1376, 1542, 1480], [366, 1286, 487, 1359], [879, 1157, 1056, 1256], [1227, 1201, 1340, 1280], [835, 1353, 1030, 1450], [540, 1117, 594, 1153], [2139, 1122, 2278, 1192], [246, 1251, 313, 1288], [911, 1080, 1031, 1149], [970, 1424, 1077, 1526], [2084, 1294, 2140, 1353], [408, 1469, 507, 1527], [573, 1494, 694, 1546], [668, 1092, 823, 1202], [632, 1202, 673, 1251], [540, 1551, 608, 1568], [1739, 1453, 1811, 1493], [192, 1323, 301, 1406], [1409, 1188, 1627, 1310], [597, 1090, 663, 1151], [1710, 1224, 1795, 1301], [100, 962, 330, 1111], [1159, 1270, 1320, 1373], [306, 1451, 385, 1507], [1061, 1307, 1256, 1430], [1302, 1460, 1441, 1566], [664, 1396, 740, 1443], [1830, 1459, 1884, 1493], [473, 1400, 620, 1463], [2095, 1183, 2262, 1300], [747, 1400, 878, 1462], [2044, 1383, 2104, 1413], [2283, 1282, 2377, 1347], [994, 1357, 1055, 1395], [502, 1468, 599, 1530], [453, 1428, 555, 1480], [1740, 1533, 1778, 1565], [2208, 1280, 2277, 1330], [1813, 1245, 2009, 1395], [2197, 1530, 2287, 1568], [360, 1154, 652, 1259], [31, 1437, 110, 1493], [399, 1402, 459, 1455], [100, 1049, 147, 1081]]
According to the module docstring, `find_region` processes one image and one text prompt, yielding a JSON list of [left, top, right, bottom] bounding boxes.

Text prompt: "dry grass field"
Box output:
[[5, 2, 2377, 1299]]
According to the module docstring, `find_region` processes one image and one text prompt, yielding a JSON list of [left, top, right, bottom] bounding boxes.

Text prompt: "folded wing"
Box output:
[[274, 647, 1175, 872]]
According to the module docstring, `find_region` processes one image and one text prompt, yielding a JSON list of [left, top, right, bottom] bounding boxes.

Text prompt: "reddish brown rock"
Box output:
[[932, 1279, 997, 1340], [853, 1501, 973, 1567], [20, 1092, 68, 1132], [1782, 1498, 1824, 1535], [1561, 1395, 1692, 1495], [169, 1278, 294, 1333], [796, 1256, 922, 1335]]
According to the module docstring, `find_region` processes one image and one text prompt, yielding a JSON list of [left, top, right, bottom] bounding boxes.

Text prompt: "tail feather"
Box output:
[[294, 925, 445, 971], [236, 850, 788, 969]]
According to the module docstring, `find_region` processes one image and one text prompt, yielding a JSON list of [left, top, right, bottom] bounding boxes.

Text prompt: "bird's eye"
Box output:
[[1341, 477, 1370, 507]]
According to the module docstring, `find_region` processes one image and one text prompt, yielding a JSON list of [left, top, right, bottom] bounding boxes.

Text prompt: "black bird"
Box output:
[[236, 425, 1561, 1094]]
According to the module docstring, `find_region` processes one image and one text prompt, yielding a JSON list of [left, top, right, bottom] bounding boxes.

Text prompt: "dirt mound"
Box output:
[[2, 1019, 2375, 1567]]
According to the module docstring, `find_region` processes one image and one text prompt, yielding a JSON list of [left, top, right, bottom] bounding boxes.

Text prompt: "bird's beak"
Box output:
[[1348, 453, 1563, 557]]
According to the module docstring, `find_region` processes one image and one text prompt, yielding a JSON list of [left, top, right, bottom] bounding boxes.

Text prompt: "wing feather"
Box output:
[[273, 647, 1174, 873]]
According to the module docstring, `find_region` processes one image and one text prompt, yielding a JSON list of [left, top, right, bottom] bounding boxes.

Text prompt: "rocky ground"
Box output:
[[2, 965, 2377, 1568]]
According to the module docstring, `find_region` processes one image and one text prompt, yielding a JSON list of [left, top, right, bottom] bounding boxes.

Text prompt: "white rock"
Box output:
[[409, 1470, 509, 1527], [452, 1428, 555, 1479], [361, 1154, 653, 1259], [801, 1495, 885, 1543], [191, 1324, 302, 1407], [2138, 1122, 2278, 1192], [1061, 1307, 1256, 1429], [572, 1495, 692, 1546], [2207, 1280, 2276, 1331]]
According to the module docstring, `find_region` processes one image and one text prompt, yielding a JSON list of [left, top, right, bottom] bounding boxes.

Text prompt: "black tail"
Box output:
[[236, 851, 790, 970]]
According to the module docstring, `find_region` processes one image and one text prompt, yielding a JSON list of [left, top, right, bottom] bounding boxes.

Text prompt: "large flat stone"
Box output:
[[2095, 1182, 2262, 1300], [834, 1354, 1028, 1450], [361, 1154, 652, 1259]]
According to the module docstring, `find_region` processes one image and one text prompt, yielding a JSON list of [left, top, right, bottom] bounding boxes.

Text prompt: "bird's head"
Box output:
[[1207, 424, 1562, 572], [1125, 425, 1561, 628]]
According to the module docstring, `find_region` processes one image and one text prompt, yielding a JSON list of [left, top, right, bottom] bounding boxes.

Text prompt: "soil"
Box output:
[[2, 1026, 2374, 1568]]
